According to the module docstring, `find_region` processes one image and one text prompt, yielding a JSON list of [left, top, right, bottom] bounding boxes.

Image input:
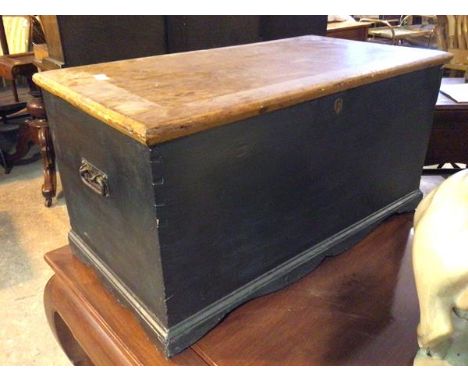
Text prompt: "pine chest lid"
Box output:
[[34, 35, 451, 146]]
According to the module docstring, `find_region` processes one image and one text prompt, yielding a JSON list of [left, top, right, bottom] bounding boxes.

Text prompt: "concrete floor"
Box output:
[[0, 160, 71, 365], [0, 158, 447, 365]]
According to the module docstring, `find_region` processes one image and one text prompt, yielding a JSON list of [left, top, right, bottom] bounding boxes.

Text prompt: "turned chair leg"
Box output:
[[0, 148, 10, 174], [11, 78, 19, 103]]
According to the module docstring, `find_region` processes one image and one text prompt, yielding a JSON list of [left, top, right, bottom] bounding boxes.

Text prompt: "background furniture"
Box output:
[[435, 16, 468, 75], [0, 15, 32, 55], [422, 17, 468, 174], [0, 16, 38, 102], [26, 98, 55, 205], [44, 210, 424, 365], [326, 20, 372, 41], [361, 15, 437, 47], [39, 16, 328, 70], [0, 52, 36, 102], [424, 77, 468, 172], [0, 102, 26, 173], [0, 16, 45, 174]]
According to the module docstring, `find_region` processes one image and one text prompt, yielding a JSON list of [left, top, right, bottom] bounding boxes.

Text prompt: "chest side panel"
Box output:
[[43, 93, 168, 325]]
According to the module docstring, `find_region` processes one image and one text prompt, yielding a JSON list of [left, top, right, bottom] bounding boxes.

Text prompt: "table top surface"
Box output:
[[45, 212, 423, 365], [34, 35, 450, 146], [436, 77, 468, 110], [0, 51, 35, 65], [368, 26, 434, 39], [326, 20, 373, 31]]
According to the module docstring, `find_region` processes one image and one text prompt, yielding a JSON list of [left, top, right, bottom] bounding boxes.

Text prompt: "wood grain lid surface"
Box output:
[[34, 35, 451, 146]]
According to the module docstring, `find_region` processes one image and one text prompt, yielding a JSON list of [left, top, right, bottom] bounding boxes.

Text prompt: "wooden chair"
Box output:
[[0, 16, 44, 174], [435, 15, 468, 75], [361, 15, 438, 47], [0, 16, 37, 102]]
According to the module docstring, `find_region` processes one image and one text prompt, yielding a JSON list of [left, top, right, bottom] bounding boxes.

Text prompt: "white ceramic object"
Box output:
[[413, 169, 468, 366]]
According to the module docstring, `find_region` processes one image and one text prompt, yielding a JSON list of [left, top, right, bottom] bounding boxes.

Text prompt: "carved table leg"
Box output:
[[26, 96, 56, 207], [44, 276, 94, 366], [43, 271, 140, 366]]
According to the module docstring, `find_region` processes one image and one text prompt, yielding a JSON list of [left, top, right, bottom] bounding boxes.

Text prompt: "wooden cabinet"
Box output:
[[39, 16, 328, 69]]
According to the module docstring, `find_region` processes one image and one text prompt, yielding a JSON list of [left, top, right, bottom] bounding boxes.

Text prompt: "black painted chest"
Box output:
[[35, 36, 450, 356]]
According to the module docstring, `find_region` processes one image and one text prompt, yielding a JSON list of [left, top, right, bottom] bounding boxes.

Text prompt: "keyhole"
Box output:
[[334, 98, 343, 114]]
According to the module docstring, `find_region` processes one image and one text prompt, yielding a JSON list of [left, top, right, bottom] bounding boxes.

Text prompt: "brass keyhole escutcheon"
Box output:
[[334, 98, 343, 114]]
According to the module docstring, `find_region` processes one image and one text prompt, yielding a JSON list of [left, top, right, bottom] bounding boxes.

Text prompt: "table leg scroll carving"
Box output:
[[26, 96, 56, 207], [44, 276, 94, 366], [43, 272, 142, 366]]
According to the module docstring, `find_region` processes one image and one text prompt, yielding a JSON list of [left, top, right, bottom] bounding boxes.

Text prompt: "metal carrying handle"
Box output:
[[79, 159, 110, 197]]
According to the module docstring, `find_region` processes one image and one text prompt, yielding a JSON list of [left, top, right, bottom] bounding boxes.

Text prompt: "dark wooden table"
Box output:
[[326, 21, 372, 41], [424, 77, 468, 171], [44, 210, 427, 366]]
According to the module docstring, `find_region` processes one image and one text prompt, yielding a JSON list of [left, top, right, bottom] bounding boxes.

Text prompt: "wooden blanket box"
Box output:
[[34, 36, 450, 356]]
